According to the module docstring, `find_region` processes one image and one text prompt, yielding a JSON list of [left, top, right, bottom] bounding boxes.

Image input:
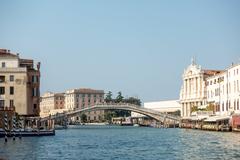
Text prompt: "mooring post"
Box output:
[[18, 117, 22, 139], [12, 113, 16, 141], [4, 113, 8, 143]]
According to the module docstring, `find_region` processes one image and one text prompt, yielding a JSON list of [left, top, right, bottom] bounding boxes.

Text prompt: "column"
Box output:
[[185, 79, 188, 99], [189, 79, 191, 98], [184, 80, 187, 99], [192, 78, 195, 98], [187, 103, 190, 117], [181, 104, 184, 117], [195, 77, 198, 97], [198, 77, 201, 98], [199, 77, 202, 97]]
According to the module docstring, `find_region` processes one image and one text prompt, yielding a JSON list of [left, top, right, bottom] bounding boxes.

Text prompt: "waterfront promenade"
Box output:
[[1, 126, 240, 160]]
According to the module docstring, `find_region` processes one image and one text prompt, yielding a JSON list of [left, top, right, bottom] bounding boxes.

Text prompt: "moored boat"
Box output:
[[0, 129, 55, 137]]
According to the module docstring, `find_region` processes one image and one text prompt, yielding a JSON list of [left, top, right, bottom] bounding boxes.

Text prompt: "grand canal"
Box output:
[[0, 126, 240, 160]]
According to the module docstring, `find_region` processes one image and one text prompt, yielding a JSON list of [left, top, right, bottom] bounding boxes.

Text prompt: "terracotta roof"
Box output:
[[69, 88, 104, 94], [202, 69, 224, 76], [0, 49, 18, 57]]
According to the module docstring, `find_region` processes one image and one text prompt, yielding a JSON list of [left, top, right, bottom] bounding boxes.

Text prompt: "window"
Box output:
[[234, 81, 236, 93], [32, 88, 37, 96], [10, 87, 14, 95], [36, 76, 39, 82], [10, 100, 14, 107], [237, 99, 239, 110], [2, 62, 5, 68], [34, 104, 37, 109], [234, 100, 236, 110], [0, 76, 5, 83], [237, 80, 239, 92], [0, 100, 4, 107], [10, 75, 14, 82], [0, 87, 5, 95]]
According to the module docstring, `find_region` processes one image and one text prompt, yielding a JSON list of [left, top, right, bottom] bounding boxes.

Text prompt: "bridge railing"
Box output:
[[95, 103, 180, 121], [41, 102, 180, 122]]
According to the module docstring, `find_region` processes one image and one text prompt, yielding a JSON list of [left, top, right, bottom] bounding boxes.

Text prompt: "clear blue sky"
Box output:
[[1, 0, 240, 102]]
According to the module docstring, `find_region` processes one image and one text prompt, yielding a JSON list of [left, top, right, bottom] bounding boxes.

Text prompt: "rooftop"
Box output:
[[0, 49, 18, 58]]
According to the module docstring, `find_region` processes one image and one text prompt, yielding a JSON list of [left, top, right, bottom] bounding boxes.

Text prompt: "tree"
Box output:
[[105, 91, 113, 103], [115, 91, 124, 103], [104, 110, 116, 123], [124, 97, 141, 106], [171, 110, 181, 116], [80, 113, 87, 123], [191, 106, 198, 113], [114, 110, 131, 117], [206, 103, 215, 112]]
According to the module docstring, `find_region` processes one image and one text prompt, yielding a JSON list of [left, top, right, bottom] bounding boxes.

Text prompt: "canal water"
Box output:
[[0, 126, 240, 160]]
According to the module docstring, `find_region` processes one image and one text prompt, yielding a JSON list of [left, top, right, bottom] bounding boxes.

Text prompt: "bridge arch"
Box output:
[[41, 103, 180, 123]]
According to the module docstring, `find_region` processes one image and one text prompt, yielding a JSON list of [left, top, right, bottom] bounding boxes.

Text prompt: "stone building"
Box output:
[[40, 92, 65, 117], [64, 88, 104, 122], [206, 63, 240, 116], [179, 59, 222, 117], [0, 49, 40, 116]]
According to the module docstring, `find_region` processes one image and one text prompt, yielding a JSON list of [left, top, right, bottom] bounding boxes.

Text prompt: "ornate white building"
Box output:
[[180, 59, 222, 117]]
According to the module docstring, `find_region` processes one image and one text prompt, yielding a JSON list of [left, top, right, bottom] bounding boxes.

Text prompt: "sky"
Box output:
[[0, 0, 240, 103]]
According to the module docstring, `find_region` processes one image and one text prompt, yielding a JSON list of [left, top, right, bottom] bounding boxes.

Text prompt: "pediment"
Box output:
[[184, 64, 202, 76]]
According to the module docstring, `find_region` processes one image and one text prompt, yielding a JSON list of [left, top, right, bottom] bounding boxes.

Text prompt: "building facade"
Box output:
[[40, 92, 65, 117], [131, 100, 181, 118], [65, 88, 104, 122], [206, 63, 240, 116], [180, 59, 222, 117], [0, 49, 40, 116]]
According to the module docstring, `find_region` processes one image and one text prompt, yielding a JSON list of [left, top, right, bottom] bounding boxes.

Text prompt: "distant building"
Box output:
[[131, 100, 181, 117], [0, 49, 40, 116], [40, 92, 65, 117], [65, 88, 104, 122], [206, 63, 240, 116], [179, 59, 222, 117]]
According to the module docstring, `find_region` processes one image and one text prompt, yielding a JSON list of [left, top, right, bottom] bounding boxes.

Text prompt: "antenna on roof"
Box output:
[[191, 56, 196, 65]]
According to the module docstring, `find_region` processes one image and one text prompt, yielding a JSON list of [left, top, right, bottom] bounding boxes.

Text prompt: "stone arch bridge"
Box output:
[[40, 103, 180, 124]]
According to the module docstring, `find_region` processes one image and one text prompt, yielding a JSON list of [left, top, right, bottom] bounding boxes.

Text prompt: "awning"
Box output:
[[198, 105, 208, 109], [191, 116, 208, 121], [181, 117, 192, 120], [204, 116, 230, 122]]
